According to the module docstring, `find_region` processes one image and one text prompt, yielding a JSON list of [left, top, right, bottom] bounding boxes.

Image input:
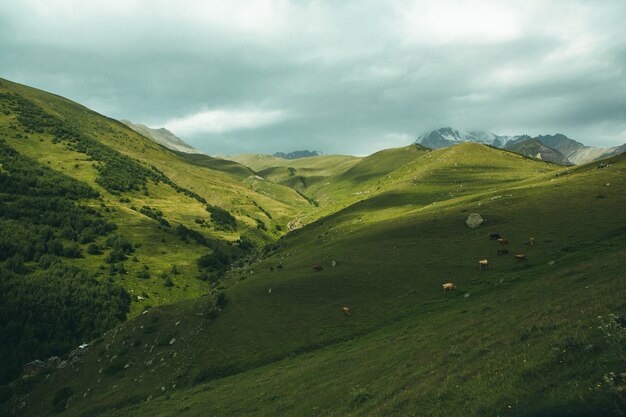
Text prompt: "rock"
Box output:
[[465, 213, 485, 228], [464, 293, 470, 298]]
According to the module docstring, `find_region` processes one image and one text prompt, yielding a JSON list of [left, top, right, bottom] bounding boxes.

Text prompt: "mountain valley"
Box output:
[[0, 79, 625, 417]]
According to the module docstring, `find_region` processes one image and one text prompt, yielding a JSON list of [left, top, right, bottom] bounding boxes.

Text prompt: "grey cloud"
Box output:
[[1, 0, 626, 155]]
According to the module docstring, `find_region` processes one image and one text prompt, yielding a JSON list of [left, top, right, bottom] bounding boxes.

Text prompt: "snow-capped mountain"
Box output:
[[415, 127, 519, 149], [415, 128, 625, 165]]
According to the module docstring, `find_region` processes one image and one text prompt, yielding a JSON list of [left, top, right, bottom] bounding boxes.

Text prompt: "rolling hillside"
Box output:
[[0, 78, 313, 384], [3, 127, 625, 416]]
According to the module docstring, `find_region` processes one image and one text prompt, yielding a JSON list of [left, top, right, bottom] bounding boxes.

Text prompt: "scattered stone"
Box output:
[[465, 213, 485, 228], [464, 293, 470, 298]]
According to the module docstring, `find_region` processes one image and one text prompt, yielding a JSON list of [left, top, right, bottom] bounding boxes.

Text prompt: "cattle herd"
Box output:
[[443, 233, 533, 292]]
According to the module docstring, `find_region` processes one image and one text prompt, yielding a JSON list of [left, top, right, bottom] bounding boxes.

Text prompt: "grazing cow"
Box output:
[[497, 249, 509, 256], [529, 237, 535, 246], [268, 288, 272, 294], [277, 265, 284, 270], [442, 282, 456, 292], [489, 233, 501, 240], [498, 238, 510, 245], [515, 254, 526, 262], [269, 266, 275, 272], [478, 259, 489, 270], [331, 260, 337, 267], [342, 306, 352, 316], [312, 265, 324, 272]]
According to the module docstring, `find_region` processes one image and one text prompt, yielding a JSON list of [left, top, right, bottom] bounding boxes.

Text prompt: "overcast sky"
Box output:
[[1, 0, 625, 155]]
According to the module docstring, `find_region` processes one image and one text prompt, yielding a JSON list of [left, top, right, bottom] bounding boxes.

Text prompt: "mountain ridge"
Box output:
[[121, 120, 204, 155], [416, 127, 625, 165]]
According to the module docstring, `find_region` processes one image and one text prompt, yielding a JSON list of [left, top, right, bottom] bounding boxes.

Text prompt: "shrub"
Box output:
[[63, 242, 82, 258], [87, 243, 101, 255], [206, 205, 236, 230], [197, 247, 230, 271]]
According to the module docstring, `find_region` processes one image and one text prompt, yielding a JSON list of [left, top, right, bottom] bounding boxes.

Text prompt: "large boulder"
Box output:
[[465, 213, 484, 228]]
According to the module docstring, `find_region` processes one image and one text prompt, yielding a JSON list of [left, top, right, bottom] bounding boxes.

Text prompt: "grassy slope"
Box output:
[[11, 146, 626, 416], [0, 79, 310, 315]]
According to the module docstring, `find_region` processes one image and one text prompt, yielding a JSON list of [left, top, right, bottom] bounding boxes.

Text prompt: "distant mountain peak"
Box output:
[[121, 120, 204, 155], [415, 127, 623, 165], [273, 150, 322, 159], [416, 128, 519, 149]]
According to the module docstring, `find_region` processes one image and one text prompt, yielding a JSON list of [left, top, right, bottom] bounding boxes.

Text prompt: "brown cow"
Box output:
[[515, 254, 526, 262], [497, 249, 509, 256], [442, 282, 456, 292], [312, 265, 324, 272], [342, 306, 352, 316], [478, 259, 489, 270], [498, 238, 510, 245]]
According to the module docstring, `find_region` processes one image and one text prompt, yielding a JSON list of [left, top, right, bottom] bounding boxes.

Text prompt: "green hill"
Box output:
[[0, 79, 624, 417], [0, 78, 313, 384]]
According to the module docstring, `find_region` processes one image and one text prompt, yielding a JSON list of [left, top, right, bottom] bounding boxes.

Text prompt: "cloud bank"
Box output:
[[1, 0, 625, 155]]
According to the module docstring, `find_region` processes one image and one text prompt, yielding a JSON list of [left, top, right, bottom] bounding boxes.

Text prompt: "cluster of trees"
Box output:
[[176, 224, 209, 246], [206, 204, 237, 230], [1, 92, 207, 204], [0, 264, 130, 384], [0, 140, 130, 383], [138, 205, 170, 227], [0, 141, 116, 269]]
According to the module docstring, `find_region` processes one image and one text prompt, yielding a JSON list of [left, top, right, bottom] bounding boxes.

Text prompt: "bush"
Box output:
[[63, 242, 82, 258], [206, 205, 236, 230], [197, 247, 230, 271], [105, 248, 127, 264], [87, 243, 101, 255], [137, 265, 150, 279], [162, 273, 174, 287]]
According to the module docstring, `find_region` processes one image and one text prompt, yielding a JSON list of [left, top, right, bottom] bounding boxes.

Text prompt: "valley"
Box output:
[[0, 79, 624, 417]]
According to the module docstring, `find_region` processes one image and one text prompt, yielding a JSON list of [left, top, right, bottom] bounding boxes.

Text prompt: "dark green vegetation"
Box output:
[[0, 78, 625, 417], [0, 140, 129, 383], [0, 78, 311, 387]]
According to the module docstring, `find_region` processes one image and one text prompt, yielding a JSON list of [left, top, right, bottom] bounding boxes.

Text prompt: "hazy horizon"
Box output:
[[2, 0, 626, 155]]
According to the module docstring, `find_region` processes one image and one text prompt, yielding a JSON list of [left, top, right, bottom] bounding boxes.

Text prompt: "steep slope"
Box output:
[[505, 138, 572, 165], [172, 151, 254, 180], [0, 78, 313, 383], [8, 147, 625, 417], [121, 120, 203, 154], [534, 134, 626, 164]]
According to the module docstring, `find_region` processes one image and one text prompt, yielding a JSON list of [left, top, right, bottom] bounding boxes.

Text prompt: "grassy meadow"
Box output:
[[0, 78, 624, 417]]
